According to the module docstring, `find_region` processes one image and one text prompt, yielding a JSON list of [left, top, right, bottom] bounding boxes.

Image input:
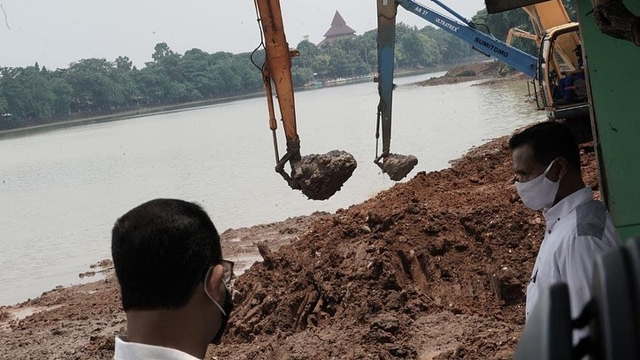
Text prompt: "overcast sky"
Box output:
[[1, 0, 486, 70]]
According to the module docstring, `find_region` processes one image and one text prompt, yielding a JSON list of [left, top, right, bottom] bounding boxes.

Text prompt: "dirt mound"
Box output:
[[0, 137, 599, 360], [209, 138, 598, 359], [417, 62, 525, 86]]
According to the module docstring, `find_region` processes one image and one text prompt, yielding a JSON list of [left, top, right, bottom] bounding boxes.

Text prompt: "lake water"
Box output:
[[0, 72, 545, 306]]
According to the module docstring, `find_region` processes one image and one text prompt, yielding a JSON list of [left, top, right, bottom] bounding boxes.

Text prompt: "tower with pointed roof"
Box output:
[[319, 11, 356, 46]]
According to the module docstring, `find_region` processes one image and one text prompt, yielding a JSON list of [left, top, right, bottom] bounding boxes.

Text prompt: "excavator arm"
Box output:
[[506, 27, 539, 45], [375, 0, 538, 181], [374, 0, 419, 181], [255, 0, 300, 171], [254, 0, 357, 200]]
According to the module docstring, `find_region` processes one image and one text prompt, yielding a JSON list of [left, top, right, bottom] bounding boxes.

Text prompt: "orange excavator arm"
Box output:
[[255, 0, 300, 168], [505, 27, 539, 46], [253, 0, 357, 200]]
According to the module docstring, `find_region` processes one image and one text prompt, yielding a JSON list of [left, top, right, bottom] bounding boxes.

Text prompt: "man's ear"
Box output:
[[554, 157, 569, 181], [206, 264, 225, 303]]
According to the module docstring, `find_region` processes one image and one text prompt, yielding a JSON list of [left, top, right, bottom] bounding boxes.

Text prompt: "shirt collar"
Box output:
[[114, 335, 202, 360], [543, 187, 593, 230]]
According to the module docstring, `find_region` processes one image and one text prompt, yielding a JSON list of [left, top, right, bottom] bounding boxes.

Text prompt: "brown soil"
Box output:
[[0, 137, 599, 360], [417, 62, 529, 86]]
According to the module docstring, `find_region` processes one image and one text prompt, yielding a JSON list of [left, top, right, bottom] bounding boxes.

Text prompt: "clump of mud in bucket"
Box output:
[[381, 154, 418, 181], [290, 150, 357, 200]]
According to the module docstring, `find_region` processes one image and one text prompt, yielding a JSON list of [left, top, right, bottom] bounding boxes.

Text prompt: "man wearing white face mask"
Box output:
[[509, 122, 620, 326], [111, 199, 235, 359]]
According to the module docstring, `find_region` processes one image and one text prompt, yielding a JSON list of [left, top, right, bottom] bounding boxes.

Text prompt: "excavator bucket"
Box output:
[[289, 151, 357, 200], [378, 154, 418, 181]]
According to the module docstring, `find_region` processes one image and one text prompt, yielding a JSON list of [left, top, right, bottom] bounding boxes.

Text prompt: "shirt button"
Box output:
[[548, 230, 551, 234]]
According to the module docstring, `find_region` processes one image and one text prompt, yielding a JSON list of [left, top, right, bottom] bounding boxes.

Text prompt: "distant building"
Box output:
[[318, 11, 356, 46]]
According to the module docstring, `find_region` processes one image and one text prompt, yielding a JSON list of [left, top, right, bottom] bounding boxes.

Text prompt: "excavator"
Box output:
[[253, 0, 357, 200], [374, 0, 589, 179], [519, 0, 587, 122]]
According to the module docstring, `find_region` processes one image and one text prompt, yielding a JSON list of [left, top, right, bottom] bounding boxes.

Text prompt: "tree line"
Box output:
[[0, 3, 577, 129]]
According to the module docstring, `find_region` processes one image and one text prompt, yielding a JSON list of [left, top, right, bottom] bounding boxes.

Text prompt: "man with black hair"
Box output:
[[111, 198, 234, 360], [509, 122, 620, 326]]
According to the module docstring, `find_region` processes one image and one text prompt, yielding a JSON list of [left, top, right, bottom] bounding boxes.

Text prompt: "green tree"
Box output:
[[2, 66, 56, 120], [65, 58, 125, 111], [420, 27, 473, 63], [152, 42, 174, 62], [49, 77, 73, 116], [181, 48, 213, 98], [0, 90, 7, 115], [397, 30, 441, 67], [115, 56, 133, 71]]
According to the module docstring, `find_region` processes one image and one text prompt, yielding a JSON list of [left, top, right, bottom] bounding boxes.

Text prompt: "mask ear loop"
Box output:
[[544, 158, 565, 183], [543, 158, 557, 176], [204, 266, 228, 317]]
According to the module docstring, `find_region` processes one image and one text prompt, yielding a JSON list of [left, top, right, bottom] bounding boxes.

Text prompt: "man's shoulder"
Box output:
[[114, 335, 202, 360], [574, 199, 610, 240]]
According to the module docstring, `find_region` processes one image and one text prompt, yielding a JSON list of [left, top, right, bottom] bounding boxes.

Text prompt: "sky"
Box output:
[[1, 0, 486, 70]]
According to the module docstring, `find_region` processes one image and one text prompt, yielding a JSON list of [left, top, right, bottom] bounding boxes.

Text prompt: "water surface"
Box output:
[[0, 72, 545, 305]]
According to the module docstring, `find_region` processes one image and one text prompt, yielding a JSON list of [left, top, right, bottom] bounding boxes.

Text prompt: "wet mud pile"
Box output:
[[0, 137, 599, 360], [213, 137, 599, 359], [417, 62, 528, 87], [211, 137, 598, 359], [290, 150, 358, 200]]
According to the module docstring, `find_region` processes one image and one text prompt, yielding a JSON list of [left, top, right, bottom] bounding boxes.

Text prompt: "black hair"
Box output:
[[111, 199, 221, 311], [509, 121, 581, 172]]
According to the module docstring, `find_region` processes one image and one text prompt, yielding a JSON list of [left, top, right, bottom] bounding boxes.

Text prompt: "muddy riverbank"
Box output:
[[0, 134, 599, 359], [417, 61, 529, 86]]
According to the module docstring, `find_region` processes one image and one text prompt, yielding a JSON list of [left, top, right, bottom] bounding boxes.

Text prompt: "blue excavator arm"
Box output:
[[374, 0, 419, 182], [397, 0, 537, 77], [375, 0, 397, 163], [374, 0, 538, 181]]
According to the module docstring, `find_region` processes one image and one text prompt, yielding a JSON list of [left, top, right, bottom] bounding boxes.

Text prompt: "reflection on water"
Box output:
[[0, 72, 545, 305]]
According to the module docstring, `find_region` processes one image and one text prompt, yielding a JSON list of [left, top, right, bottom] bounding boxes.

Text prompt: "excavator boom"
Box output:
[[374, 0, 540, 181], [255, 0, 300, 162], [374, 0, 419, 181], [254, 0, 357, 200]]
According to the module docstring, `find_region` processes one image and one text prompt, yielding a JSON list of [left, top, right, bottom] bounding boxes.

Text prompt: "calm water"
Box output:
[[0, 72, 545, 306]]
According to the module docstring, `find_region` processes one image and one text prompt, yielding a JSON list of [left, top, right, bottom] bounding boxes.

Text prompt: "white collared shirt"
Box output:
[[114, 335, 202, 360], [525, 187, 620, 323]]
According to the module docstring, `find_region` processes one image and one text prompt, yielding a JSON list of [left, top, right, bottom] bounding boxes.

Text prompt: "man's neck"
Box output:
[[554, 172, 586, 206], [125, 309, 208, 359]]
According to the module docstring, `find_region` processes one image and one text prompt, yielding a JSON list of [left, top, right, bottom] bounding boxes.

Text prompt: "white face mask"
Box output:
[[515, 159, 560, 210]]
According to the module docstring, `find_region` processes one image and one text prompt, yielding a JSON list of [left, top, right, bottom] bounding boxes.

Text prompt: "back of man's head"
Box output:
[[111, 199, 221, 312], [509, 121, 581, 173]]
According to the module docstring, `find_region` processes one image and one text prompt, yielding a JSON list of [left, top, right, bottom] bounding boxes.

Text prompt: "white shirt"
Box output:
[[114, 335, 202, 360], [525, 187, 620, 325]]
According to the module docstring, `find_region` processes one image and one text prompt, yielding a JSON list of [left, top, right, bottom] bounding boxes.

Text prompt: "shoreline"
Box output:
[[0, 59, 491, 140], [0, 212, 330, 308], [0, 92, 266, 139]]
